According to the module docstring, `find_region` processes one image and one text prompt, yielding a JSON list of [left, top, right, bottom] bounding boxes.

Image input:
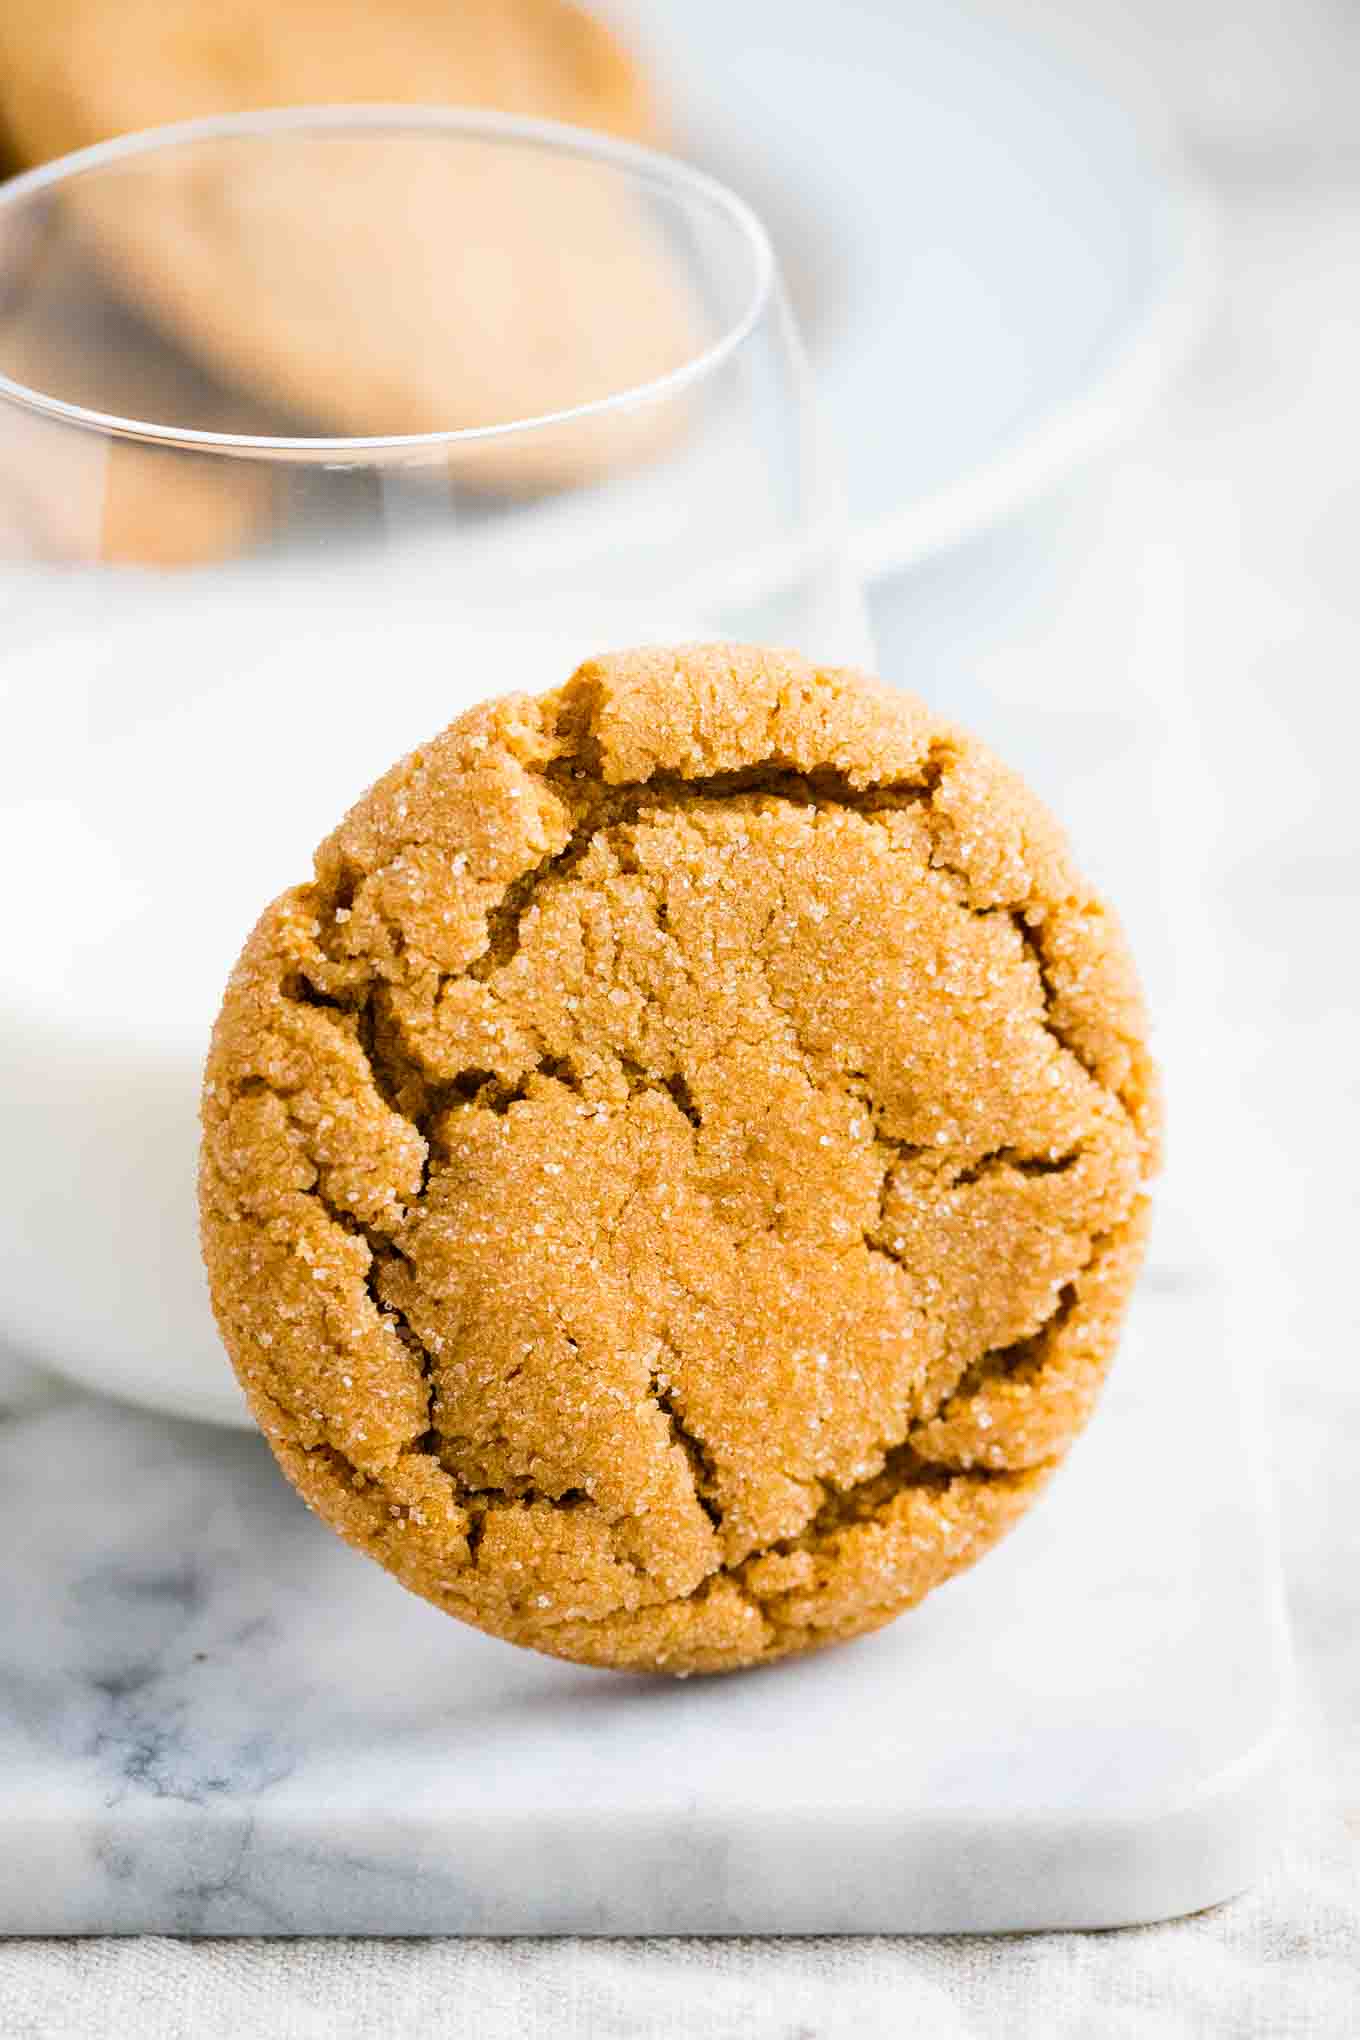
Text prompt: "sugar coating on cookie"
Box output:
[[200, 645, 1160, 1675]]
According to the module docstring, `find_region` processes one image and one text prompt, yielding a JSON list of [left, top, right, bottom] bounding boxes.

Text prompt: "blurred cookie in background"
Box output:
[[68, 129, 698, 491], [0, 0, 659, 161], [0, 1, 693, 499], [0, 221, 284, 565]]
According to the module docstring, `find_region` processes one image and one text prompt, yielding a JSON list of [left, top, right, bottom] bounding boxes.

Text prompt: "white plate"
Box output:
[[624, 0, 1213, 580]]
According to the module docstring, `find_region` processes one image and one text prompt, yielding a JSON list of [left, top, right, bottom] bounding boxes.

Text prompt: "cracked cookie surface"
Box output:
[[200, 644, 1160, 1674]]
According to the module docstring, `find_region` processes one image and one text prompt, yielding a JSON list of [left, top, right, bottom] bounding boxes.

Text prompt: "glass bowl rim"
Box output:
[[0, 102, 776, 457]]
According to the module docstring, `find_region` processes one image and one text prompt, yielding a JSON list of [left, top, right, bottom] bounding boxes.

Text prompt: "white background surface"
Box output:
[[3, 0, 1359, 2028]]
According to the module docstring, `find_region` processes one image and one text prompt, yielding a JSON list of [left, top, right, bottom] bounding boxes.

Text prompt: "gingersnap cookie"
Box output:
[[200, 645, 1160, 1675], [0, 0, 690, 490], [0, 0, 658, 166]]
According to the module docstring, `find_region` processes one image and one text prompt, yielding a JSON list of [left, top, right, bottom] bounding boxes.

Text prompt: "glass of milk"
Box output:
[[0, 108, 871, 1424]]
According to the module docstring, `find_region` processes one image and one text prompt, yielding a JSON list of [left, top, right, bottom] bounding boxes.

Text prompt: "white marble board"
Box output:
[[0, 1215, 1289, 1935]]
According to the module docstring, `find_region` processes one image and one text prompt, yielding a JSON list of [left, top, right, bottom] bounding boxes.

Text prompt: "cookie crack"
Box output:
[[951, 1146, 1081, 1187], [1006, 908, 1102, 1086], [468, 812, 601, 982], [734, 1451, 1032, 1620], [437, 1055, 583, 1119], [649, 1362, 724, 1536], [863, 1142, 1082, 1277], [312, 1201, 439, 1437], [735, 1227, 1100, 1592], [615, 1058, 702, 1129], [463, 762, 941, 982], [364, 1236, 437, 1406], [920, 843, 1115, 1105], [926, 1279, 1083, 1419], [760, 1441, 993, 1545], [305, 761, 947, 1183], [912, 1218, 1123, 1437], [230, 997, 439, 1407]]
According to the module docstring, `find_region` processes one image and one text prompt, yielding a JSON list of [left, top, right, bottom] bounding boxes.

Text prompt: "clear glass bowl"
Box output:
[[0, 107, 871, 1423]]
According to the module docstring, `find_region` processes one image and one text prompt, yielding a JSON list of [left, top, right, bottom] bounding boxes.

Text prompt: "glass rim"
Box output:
[[0, 102, 777, 457]]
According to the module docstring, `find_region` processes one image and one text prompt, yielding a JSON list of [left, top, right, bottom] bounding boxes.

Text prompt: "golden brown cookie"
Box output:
[[0, 0, 690, 489], [0, 0, 657, 164], [0, 230, 280, 566], [200, 645, 1160, 1675]]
